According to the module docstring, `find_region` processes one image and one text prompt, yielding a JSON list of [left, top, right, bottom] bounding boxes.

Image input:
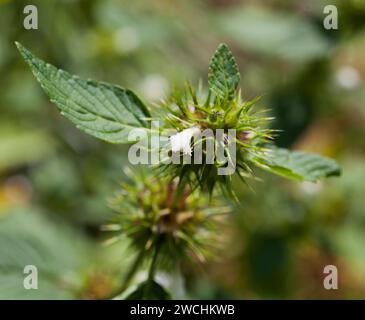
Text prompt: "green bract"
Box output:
[[208, 43, 240, 103]]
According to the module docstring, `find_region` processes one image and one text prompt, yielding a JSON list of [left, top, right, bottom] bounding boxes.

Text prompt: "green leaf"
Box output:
[[125, 280, 172, 300], [16, 42, 150, 144], [251, 147, 341, 182], [208, 43, 240, 102]]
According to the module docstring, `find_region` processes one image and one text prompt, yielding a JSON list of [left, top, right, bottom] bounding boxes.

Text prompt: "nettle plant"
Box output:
[[16, 42, 340, 299]]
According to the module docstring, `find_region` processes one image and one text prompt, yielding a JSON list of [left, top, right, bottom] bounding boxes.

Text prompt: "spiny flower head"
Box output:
[[105, 169, 228, 270], [155, 44, 276, 196], [17, 41, 341, 201]]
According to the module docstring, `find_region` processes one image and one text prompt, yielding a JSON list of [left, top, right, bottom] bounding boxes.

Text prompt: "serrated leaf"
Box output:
[[125, 280, 172, 300], [251, 147, 341, 182], [208, 43, 240, 102], [16, 42, 150, 144]]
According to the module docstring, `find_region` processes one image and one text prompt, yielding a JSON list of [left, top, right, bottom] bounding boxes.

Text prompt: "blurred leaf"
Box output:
[[0, 124, 54, 172], [2, 71, 44, 113], [208, 43, 240, 102], [124, 280, 172, 300], [0, 209, 91, 299], [335, 225, 365, 280], [16, 42, 151, 144], [218, 6, 330, 62], [246, 233, 291, 297], [251, 147, 341, 182]]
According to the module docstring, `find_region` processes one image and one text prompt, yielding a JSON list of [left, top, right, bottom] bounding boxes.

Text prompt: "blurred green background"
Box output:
[[1, 0, 365, 299]]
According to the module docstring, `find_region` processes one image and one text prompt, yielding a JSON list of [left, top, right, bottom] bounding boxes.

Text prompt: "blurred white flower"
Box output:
[[336, 66, 361, 89], [139, 74, 168, 101], [170, 127, 200, 156], [300, 181, 323, 195], [113, 27, 140, 54]]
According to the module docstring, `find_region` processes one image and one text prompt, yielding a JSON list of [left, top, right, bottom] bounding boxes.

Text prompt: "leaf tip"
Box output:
[[217, 42, 230, 51], [208, 42, 240, 102], [15, 41, 30, 61], [15, 41, 24, 52]]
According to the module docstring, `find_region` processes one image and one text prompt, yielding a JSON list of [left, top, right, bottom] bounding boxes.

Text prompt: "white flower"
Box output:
[[170, 127, 200, 156]]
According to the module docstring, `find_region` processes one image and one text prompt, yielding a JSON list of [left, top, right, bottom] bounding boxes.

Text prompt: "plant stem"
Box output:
[[108, 247, 145, 299], [171, 177, 188, 209], [142, 236, 162, 298], [148, 237, 161, 283]]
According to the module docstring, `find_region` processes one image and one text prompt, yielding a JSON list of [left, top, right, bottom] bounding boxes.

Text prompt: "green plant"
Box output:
[[16, 41, 341, 299]]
